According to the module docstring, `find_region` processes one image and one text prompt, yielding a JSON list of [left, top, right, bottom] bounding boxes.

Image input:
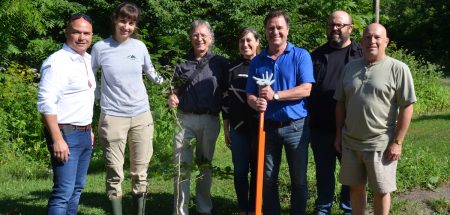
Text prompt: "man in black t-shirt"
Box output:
[[308, 10, 363, 215]]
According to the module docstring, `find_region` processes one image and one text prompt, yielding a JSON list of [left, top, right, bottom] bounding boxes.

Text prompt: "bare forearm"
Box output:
[[42, 114, 63, 142], [223, 119, 230, 134], [394, 104, 414, 141], [277, 83, 312, 101], [247, 94, 259, 111], [335, 101, 346, 137]]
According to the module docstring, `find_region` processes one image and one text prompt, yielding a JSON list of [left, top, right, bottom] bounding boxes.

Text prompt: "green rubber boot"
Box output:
[[133, 193, 146, 215], [110, 198, 122, 215]]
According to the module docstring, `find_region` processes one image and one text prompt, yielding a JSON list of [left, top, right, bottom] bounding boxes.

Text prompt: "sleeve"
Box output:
[[297, 49, 315, 84], [396, 63, 417, 107], [90, 44, 101, 100], [222, 64, 232, 120], [142, 44, 163, 85], [245, 58, 258, 95], [171, 64, 185, 95], [91, 44, 100, 72], [37, 59, 66, 115]]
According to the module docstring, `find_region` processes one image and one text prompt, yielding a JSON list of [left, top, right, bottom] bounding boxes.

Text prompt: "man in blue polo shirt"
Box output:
[[246, 10, 315, 215]]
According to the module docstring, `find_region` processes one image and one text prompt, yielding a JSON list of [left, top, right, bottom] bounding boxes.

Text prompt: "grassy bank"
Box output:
[[1, 110, 449, 214]]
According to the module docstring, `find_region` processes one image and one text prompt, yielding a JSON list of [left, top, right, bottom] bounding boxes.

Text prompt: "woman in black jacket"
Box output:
[[222, 27, 260, 215]]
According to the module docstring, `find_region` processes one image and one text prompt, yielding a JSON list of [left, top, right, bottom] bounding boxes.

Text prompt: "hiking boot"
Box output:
[[133, 193, 146, 215], [110, 198, 122, 215]]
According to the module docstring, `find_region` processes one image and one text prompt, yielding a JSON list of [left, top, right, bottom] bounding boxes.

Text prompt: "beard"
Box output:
[[328, 31, 350, 47]]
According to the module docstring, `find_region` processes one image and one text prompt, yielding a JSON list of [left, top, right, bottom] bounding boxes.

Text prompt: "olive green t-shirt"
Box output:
[[334, 56, 417, 151]]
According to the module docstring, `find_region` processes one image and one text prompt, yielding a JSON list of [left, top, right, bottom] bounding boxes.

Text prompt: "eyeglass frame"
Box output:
[[191, 33, 211, 39], [327, 23, 352, 30]]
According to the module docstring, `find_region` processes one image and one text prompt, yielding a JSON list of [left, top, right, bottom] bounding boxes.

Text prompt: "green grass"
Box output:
[[1, 110, 449, 214], [426, 198, 450, 214]]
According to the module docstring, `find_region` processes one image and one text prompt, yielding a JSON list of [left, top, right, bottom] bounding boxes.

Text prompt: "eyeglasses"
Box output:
[[70, 13, 92, 24], [327, 23, 352, 30], [191, 33, 210, 39]]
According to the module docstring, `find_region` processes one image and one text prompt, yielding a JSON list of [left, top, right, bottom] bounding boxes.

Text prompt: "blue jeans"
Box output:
[[230, 128, 257, 213], [45, 127, 93, 215], [263, 118, 310, 215], [310, 129, 351, 214]]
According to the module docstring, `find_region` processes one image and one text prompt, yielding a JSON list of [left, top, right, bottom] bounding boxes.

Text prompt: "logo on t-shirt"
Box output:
[[127, 55, 137, 61]]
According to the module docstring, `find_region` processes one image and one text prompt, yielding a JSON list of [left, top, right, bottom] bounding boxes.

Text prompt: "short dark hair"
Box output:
[[112, 2, 140, 22], [264, 10, 290, 29], [70, 13, 92, 24], [238, 27, 260, 41], [112, 2, 140, 38], [65, 13, 92, 32]]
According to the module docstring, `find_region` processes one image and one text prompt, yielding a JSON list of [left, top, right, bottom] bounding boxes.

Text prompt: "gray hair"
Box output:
[[189, 20, 215, 45]]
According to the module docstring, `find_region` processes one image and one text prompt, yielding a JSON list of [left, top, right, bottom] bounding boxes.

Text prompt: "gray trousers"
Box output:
[[173, 112, 220, 215]]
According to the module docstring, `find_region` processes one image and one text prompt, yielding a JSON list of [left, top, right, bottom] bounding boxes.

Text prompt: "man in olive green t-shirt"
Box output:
[[334, 23, 416, 215]]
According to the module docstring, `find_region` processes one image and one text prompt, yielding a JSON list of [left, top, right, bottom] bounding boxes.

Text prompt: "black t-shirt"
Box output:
[[320, 46, 350, 91], [309, 42, 363, 131]]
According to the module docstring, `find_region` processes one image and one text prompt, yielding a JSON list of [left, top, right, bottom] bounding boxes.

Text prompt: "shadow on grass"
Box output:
[[413, 113, 450, 122], [81, 191, 238, 214], [86, 155, 106, 174], [0, 190, 49, 214]]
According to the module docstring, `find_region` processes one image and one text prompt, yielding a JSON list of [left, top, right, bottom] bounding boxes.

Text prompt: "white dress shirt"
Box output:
[[37, 44, 96, 126]]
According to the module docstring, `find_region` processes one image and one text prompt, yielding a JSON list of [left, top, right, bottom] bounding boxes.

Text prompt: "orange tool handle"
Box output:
[[255, 112, 265, 215]]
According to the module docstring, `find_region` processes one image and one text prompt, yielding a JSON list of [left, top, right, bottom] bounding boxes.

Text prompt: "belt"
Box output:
[[265, 118, 302, 127], [182, 110, 219, 116], [58, 124, 91, 131]]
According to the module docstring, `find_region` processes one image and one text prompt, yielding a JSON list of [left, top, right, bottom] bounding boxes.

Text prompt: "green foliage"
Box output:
[[388, 43, 450, 115], [0, 0, 448, 177], [0, 143, 50, 180], [383, 0, 450, 75], [0, 63, 47, 160], [0, 0, 87, 67]]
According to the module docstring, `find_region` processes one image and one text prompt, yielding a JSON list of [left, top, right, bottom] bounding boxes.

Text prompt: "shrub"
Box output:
[[388, 43, 450, 115], [0, 63, 47, 160]]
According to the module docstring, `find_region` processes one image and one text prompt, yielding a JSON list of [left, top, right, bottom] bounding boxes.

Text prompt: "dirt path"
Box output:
[[395, 184, 450, 214]]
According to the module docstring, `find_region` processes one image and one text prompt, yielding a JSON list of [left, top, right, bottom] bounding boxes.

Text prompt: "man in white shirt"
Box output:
[[37, 13, 95, 214]]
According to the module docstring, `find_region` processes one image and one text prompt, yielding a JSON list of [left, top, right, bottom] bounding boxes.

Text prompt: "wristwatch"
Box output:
[[273, 92, 280, 101], [393, 139, 403, 145]]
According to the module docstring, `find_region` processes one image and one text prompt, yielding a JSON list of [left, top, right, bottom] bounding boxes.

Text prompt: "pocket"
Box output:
[[292, 119, 305, 132], [60, 125, 75, 136]]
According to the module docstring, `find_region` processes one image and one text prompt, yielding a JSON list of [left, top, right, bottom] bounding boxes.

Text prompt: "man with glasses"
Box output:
[[37, 13, 95, 214], [308, 10, 362, 215], [167, 20, 229, 215]]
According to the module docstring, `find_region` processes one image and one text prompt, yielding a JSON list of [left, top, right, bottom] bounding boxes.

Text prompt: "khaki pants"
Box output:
[[173, 112, 220, 215], [99, 111, 154, 199]]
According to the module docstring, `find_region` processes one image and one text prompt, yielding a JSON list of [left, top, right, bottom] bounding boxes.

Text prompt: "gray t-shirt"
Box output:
[[334, 56, 417, 151], [91, 37, 162, 117]]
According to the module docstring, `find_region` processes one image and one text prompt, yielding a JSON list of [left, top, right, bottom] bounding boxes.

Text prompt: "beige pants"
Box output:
[[99, 111, 154, 199], [339, 146, 397, 193]]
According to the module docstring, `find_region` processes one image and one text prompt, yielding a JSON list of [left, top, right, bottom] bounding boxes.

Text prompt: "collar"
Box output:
[[262, 42, 293, 58], [62, 43, 89, 62], [240, 56, 252, 65], [187, 50, 214, 61]]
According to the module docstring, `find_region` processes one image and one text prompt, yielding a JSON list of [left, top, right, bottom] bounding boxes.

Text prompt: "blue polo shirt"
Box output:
[[245, 42, 315, 121]]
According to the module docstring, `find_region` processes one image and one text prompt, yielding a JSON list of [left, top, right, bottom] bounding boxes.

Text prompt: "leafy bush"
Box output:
[[0, 63, 47, 160], [388, 43, 450, 115]]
